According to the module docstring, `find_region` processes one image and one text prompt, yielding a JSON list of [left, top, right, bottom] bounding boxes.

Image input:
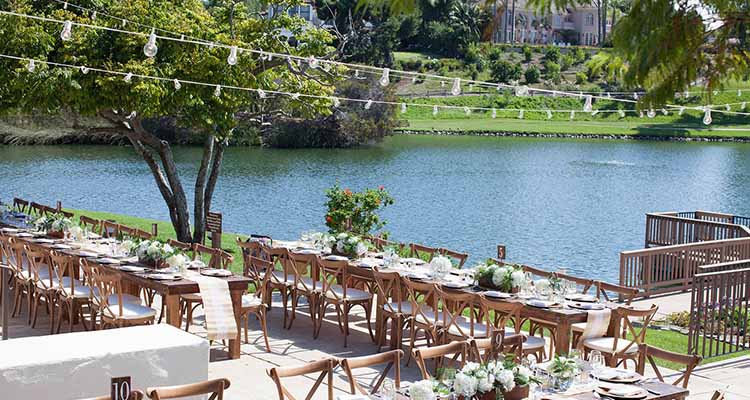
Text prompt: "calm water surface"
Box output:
[[2, 135, 750, 283]]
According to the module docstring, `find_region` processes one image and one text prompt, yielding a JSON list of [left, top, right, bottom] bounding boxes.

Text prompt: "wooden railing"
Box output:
[[688, 260, 750, 358], [620, 237, 750, 298], [644, 212, 750, 248]]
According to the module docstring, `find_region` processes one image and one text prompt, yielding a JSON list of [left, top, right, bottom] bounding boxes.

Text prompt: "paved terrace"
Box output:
[[2, 294, 746, 400]]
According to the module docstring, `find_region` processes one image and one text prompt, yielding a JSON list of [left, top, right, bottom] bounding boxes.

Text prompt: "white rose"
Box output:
[[355, 242, 368, 256], [348, 236, 358, 244], [496, 370, 516, 392], [147, 243, 161, 257], [337, 233, 347, 240], [492, 268, 505, 287], [408, 380, 435, 400], [462, 361, 481, 374], [165, 255, 184, 268], [535, 278, 550, 291], [336, 240, 346, 251], [514, 365, 531, 381], [453, 373, 478, 398], [477, 375, 494, 393], [511, 270, 526, 288], [162, 243, 173, 254]]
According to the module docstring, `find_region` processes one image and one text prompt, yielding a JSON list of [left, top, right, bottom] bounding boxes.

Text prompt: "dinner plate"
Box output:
[[324, 255, 349, 261], [592, 369, 643, 384], [187, 260, 207, 270], [526, 299, 557, 308], [77, 251, 100, 258], [119, 265, 147, 273], [147, 273, 182, 281], [96, 258, 121, 265], [0, 228, 19, 233], [201, 269, 233, 277], [16, 232, 33, 238], [51, 244, 73, 250], [568, 302, 605, 311], [484, 291, 513, 299], [294, 248, 322, 255], [401, 257, 426, 265], [565, 293, 598, 303], [32, 238, 55, 244], [442, 282, 470, 290], [405, 273, 428, 280], [595, 386, 647, 399]]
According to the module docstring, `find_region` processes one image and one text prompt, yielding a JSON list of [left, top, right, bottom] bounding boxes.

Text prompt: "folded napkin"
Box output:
[[607, 384, 644, 397], [357, 257, 384, 268], [336, 395, 369, 400], [325, 255, 349, 261], [581, 308, 612, 339], [597, 368, 640, 381], [527, 299, 554, 308]]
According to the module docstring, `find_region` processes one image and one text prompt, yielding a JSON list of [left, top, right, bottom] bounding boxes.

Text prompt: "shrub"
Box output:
[[665, 311, 690, 328], [464, 43, 485, 70], [560, 54, 574, 71], [522, 45, 533, 62], [524, 66, 541, 84], [543, 45, 561, 63], [573, 48, 588, 64], [575, 71, 588, 84], [467, 64, 480, 80], [487, 46, 503, 62], [544, 61, 562, 84], [490, 60, 522, 83], [325, 184, 394, 235]]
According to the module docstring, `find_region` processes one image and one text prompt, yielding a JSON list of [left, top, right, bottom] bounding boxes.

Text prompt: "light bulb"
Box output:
[[725, 104, 731, 111], [451, 78, 461, 96], [332, 97, 340, 107], [213, 85, 221, 97], [257, 89, 266, 99], [364, 100, 373, 110], [63, 2, 68, 9], [713, 90, 718, 96], [127, 111, 137, 120], [291, 93, 300, 100], [400, 103, 407, 114], [60, 20, 73, 41], [618, 109, 625, 118], [354, 70, 360, 79], [518, 109, 524, 119], [738, 90, 743, 97], [91, 11, 96, 20], [143, 30, 158, 58], [227, 46, 238, 66], [639, 111, 644, 118], [122, 19, 127, 28], [742, 102, 747, 110], [80, 66, 89, 74], [678, 107, 685, 116], [379, 68, 390, 87], [123, 72, 132, 83], [633, 92, 639, 100], [515, 85, 529, 97], [547, 110, 553, 119], [173, 79, 181, 90], [570, 110, 575, 120], [26, 59, 35, 72], [647, 109, 656, 118], [492, 108, 497, 119], [308, 56, 319, 69], [496, 84, 502, 91], [703, 108, 712, 125], [441, 81, 445, 88], [464, 106, 471, 115], [591, 109, 599, 116], [583, 95, 593, 112], [684, 91, 689, 98], [606, 92, 611, 98], [180, 35, 184, 40], [432, 105, 438, 116], [661, 108, 668, 115], [411, 76, 417, 84]]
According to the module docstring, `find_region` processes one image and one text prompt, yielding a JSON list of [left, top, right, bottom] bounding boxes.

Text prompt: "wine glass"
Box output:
[[381, 378, 396, 400], [589, 350, 605, 384]]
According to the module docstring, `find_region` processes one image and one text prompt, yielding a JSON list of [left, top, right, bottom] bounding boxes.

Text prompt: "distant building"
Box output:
[[490, 1, 611, 46], [267, 1, 328, 37]]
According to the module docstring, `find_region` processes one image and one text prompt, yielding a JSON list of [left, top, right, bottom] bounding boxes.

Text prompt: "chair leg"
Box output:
[[243, 314, 249, 344], [27, 286, 33, 324], [342, 303, 349, 348], [259, 308, 271, 353], [363, 301, 374, 341], [184, 301, 194, 332]]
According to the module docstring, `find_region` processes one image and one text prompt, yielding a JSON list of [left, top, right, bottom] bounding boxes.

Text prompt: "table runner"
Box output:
[[185, 270, 238, 341], [581, 308, 611, 339]]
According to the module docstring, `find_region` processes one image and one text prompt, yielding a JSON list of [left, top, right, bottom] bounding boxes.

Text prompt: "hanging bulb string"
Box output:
[[5, 53, 750, 117]]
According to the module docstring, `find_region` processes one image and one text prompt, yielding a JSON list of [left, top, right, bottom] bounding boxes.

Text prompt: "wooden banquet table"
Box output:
[[0, 218, 251, 359]]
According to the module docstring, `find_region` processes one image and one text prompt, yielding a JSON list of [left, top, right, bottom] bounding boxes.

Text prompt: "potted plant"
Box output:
[[453, 360, 535, 400], [475, 262, 527, 293], [547, 356, 579, 391]]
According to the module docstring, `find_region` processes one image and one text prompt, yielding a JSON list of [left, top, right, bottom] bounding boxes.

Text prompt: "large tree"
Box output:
[[0, 0, 340, 242]]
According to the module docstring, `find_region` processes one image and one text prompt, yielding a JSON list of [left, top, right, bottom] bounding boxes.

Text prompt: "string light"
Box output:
[[90, 11, 96, 20], [290, 93, 300, 100], [570, 110, 575, 120], [60, 20, 72, 41], [678, 107, 685, 115], [464, 106, 471, 115], [492, 108, 497, 119], [647, 109, 656, 118], [411, 76, 417, 84], [400, 103, 407, 114], [364, 100, 373, 110], [583, 95, 593, 112], [547, 110, 553, 119], [173, 79, 181, 90], [618, 109, 625, 118], [26, 59, 35, 72], [308, 56, 319, 69], [123, 72, 132, 82], [227, 46, 238, 66], [661, 108, 668, 115], [80, 65, 88, 74], [63, 2, 68, 9], [639, 111, 644, 118], [742, 102, 747, 110], [379, 68, 390, 87], [143, 29, 158, 58], [725, 104, 731, 111], [440, 81, 445, 88], [121, 19, 126, 28], [591, 109, 599, 116], [633, 92, 639, 100], [515, 85, 529, 97], [332, 97, 340, 107], [451, 78, 461, 96], [257, 89, 266, 99], [432, 105, 438, 116], [606, 92, 611, 98], [213, 85, 221, 97], [703, 107, 712, 125], [518, 109, 524, 119], [739, 90, 743, 97]]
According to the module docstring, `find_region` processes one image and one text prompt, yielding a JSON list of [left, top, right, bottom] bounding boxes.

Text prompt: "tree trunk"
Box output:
[[192, 135, 225, 244], [511, 0, 516, 43], [601, 0, 608, 46]]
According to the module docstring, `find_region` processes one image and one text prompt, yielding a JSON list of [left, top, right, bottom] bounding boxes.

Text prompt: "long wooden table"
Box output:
[[1, 224, 251, 359]]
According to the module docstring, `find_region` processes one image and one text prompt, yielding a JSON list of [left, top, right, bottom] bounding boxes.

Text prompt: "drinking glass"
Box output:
[[381, 378, 396, 400], [300, 231, 310, 243], [589, 350, 605, 383]]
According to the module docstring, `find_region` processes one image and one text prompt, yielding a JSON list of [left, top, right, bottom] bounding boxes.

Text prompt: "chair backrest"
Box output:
[[85, 264, 125, 320], [401, 277, 439, 331], [478, 294, 523, 335], [412, 341, 469, 380], [285, 249, 318, 292], [340, 349, 403, 395], [596, 280, 639, 304], [49, 251, 77, 295], [237, 238, 271, 262], [119, 225, 153, 240], [409, 243, 438, 262], [518, 263, 554, 279], [12, 197, 29, 213], [194, 243, 233, 269], [6, 237, 26, 274], [246, 255, 272, 300], [438, 248, 468, 268], [435, 286, 480, 339], [368, 236, 403, 252], [79, 215, 100, 233], [470, 330, 523, 363], [610, 304, 659, 354], [267, 358, 338, 400], [554, 271, 595, 294], [0, 234, 15, 269], [25, 245, 52, 289], [56, 208, 74, 218], [317, 256, 350, 301], [29, 201, 48, 216], [636, 344, 701, 388], [371, 268, 405, 315], [147, 378, 231, 400], [101, 220, 120, 238], [167, 239, 194, 255]]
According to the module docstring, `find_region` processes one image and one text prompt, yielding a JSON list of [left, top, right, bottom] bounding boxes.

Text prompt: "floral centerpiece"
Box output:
[[430, 255, 454, 279], [409, 379, 440, 400], [475, 261, 527, 293], [547, 356, 579, 391], [126, 239, 181, 268], [453, 361, 535, 400], [329, 232, 370, 258], [33, 213, 74, 237]]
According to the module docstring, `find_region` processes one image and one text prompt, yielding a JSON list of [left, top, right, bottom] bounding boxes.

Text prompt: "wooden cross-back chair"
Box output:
[[49, 251, 90, 333], [166, 239, 193, 254], [412, 340, 469, 380], [243, 240, 293, 325], [146, 378, 231, 400], [340, 349, 403, 396], [554, 271, 595, 294], [237, 239, 272, 292], [79, 215, 100, 233], [54, 207, 74, 218], [25, 245, 57, 333], [284, 249, 320, 333], [1, 235, 30, 321], [367, 235, 404, 252], [402, 277, 441, 353], [100, 220, 120, 238], [478, 294, 546, 361], [239, 255, 271, 352], [193, 243, 233, 269], [636, 344, 701, 388], [371, 267, 410, 351], [434, 286, 484, 343], [267, 358, 338, 400], [12, 197, 29, 213], [470, 330, 524, 364], [409, 243, 439, 262], [315, 256, 374, 346], [582, 304, 659, 368], [87, 266, 155, 329], [118, 225, 152, 241], [596, 280, 639, 304], [438, 248, 468, 268], [518, 263, 554, 279]]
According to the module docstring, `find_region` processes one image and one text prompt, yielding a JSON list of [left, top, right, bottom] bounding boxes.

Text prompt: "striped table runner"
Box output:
[[581, 308, 612, 339], [185, 270, 238, 341]]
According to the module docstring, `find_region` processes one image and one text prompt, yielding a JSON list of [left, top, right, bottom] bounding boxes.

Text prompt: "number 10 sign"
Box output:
[[111, 376, 132, 400]]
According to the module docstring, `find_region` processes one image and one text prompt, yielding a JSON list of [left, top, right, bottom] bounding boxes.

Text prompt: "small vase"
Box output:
[[47, 230, 64, 239], [503, 385, 529, 400], [552, 376, 573, 392]]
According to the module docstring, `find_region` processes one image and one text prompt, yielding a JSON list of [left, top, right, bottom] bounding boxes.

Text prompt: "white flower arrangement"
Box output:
[[165, 253, 189, 269], [33, 213, 74, 233], [476, 262, 526, 292], [129, 239, 181, 263], [409, 379, 437, 400], [328, 232, 370, 257], [534, 278, 551, 292], [450, 360, 533, 398], [430, 255, 453, 278]]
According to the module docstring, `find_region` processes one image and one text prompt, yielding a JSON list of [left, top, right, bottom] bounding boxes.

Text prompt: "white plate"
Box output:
[[527, 299, 556, 308], [119, 265, 147, 273], [442, 282, 470, 289], [566, 293, 598, 303], [569, 302, 605, 310], [16, 232, 33, 237], [324, 255, 349, 261], [1, 228, 19, 233], [51, 244, 73, 250], [484, 291, 513, 299], [201, 269, 233, 277], [294, 248, 321, 255], [401, 257, 426, 265], [97, 258, 121, 264], [147, 273, 182, 281], [33, 238, 55, 244], [77, 251, 100, 257], [405, 273, 428, 280]]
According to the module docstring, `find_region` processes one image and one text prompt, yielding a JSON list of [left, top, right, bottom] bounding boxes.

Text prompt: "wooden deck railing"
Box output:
[[620, 237, 750, 298], [644, 212, 750, 248], [688, 260, 750, 358]]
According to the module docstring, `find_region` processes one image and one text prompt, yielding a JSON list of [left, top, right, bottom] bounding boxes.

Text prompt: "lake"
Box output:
[[3, 134, 750, 283]]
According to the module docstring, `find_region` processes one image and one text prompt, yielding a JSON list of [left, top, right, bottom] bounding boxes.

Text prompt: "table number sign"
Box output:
[[111, 376, 132, 400], [496, 244, 506, 260]]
